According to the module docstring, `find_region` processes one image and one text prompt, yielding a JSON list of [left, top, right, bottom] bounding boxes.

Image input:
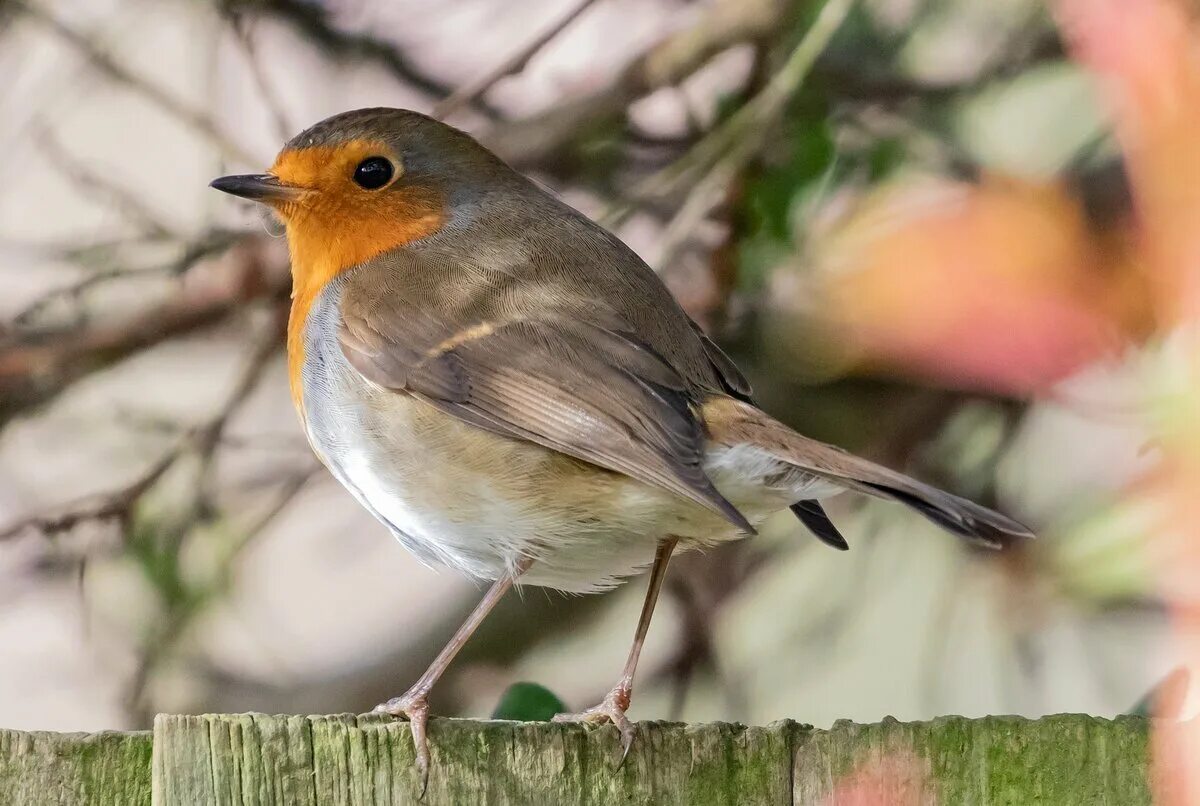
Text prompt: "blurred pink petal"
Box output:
[[814, 178, 1146, 395], [823, 749, 932, 806], [1059, 1, 1200, 804], [1059, 0, 1200, 324]]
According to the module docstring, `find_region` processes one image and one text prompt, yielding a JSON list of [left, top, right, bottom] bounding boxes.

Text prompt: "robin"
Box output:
[[211, 107, 1032, 785]]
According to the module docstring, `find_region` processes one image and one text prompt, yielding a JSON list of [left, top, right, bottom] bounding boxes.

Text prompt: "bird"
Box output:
[[210, 107, 1033, 787]]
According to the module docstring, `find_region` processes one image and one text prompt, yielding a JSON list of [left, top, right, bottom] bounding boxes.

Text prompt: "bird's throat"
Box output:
[[282, 191, 446, 417]]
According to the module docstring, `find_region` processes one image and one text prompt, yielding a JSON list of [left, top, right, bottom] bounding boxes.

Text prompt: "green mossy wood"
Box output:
[[0, 728, 152, 806], [0, 714, 1158, 805]]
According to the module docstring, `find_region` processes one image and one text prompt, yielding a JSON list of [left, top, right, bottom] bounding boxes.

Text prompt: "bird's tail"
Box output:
[[704, 397, 1034, 548]]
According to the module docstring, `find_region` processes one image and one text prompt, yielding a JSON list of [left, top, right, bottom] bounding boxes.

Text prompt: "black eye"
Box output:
[[352, 157, 394, 189]]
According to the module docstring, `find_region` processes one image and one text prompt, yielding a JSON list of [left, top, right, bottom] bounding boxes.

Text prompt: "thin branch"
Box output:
[[191, 313, 287, 512], [433, 0, 601, 120], [484, 0, 790, 168], [0, 234, 287, 427], [619, 0, 856, 218], [226, 13, 294, 142], [124, 464, 317, 725], [586, 0, 852, 277], [36, 126, 181, 240], [0, 310, 286, 544], [13, 264, 176, 329], [15, 0, 258, 166], [193, 314, 285, 461], [648, 156, 738, 268], [9, 229, 242, 328], [222, 0, 498, 118], [234, 466, 319, 547], [0, 234, 172, 265], [0, 449, 180, 541]]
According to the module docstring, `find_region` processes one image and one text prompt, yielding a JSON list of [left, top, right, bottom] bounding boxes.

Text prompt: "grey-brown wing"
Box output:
[[338, 283, 753, 534], [688, 319, 753, 402]]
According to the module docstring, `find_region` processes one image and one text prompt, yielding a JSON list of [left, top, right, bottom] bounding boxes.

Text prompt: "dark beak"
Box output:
[[209, 173, 302, 203]]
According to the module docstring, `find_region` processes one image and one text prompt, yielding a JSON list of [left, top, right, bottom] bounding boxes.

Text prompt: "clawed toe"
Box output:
[[373, 693, 432, 796], [553, 687, 637, 764]]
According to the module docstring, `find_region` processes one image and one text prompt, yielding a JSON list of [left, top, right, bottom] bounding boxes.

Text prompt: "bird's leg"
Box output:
[[553, 537, 678, 760], [374, 557, 532, 793]]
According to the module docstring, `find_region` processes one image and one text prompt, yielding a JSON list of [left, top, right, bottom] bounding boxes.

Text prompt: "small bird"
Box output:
[[211, 108, 1032, 784]]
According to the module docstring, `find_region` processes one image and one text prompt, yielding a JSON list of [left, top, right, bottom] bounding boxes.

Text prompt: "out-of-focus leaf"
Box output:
[[797, 176, 1153, 394], [868, 137, 906, 182], [490, 681, 566, 722], [736, 113, 908, 292], [1047, 497, 1158, 605], [900, 0, 1045, 84], [956, 62, 1106, 178], [737, 119, 837, 291]]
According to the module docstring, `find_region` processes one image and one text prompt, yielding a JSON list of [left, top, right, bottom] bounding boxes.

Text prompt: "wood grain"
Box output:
[[0, 714, 1161, 804], [149, 713, 1155, 805], [0, 727, 151, 806]]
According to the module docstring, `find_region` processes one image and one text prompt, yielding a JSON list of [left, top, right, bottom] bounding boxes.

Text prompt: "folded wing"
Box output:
[[338, 277, 754, 534]]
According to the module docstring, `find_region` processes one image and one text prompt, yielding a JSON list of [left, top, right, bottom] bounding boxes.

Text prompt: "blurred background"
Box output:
[[0, 0, 1195, 761]]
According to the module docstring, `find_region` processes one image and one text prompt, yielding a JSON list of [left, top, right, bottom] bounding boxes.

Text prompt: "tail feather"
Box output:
[[790, 500, 850, 550], [705, 398, 1034, 548], [857, 479, 1032, 548]]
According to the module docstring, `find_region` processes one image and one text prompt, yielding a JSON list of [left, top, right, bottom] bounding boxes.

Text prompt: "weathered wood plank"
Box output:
[[150, 713, 1155, 805], [792, 714, 1154, 804], [154, 714, 793, 805], [0, 727, 151, 806]]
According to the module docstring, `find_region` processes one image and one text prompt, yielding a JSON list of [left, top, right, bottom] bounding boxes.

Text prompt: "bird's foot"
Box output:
[[373, 690, 432, 797], [553, 684, 637, 764]]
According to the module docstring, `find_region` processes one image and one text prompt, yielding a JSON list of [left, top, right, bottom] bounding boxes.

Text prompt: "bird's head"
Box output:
[[211, 108, 507, 290]]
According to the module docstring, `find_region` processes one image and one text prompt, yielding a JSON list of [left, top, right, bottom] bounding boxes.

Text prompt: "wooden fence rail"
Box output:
[[0, 713, 1157, 804]]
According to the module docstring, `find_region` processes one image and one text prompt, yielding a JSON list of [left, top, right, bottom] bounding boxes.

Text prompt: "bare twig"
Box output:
[[433, 0, 601, 120], [588, 0, 852, 276], [14, 0, 258, 166], [235, 466, 319, 546], [226, 14, 294, 142], [124, 464, 318, 724], [36, 126, 181, 240], [222, 0, 498, 117], [193, 314, 286, 461], [0, 449, 180, 541], [484, 0, 789, 168], [620, 0, 855, 218], [0, 234, 168, 265], [0, 307, 286, 544], [0, 234, 287, 427], [652, 544, 770, 720], [10, 229, 242, 327], [14, 264, 176, 328], [191, 313, 287, 511], [648, 157, 739, 267]]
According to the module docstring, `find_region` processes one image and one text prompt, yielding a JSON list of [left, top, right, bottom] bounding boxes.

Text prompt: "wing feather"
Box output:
[[339, 287, 754, 534]]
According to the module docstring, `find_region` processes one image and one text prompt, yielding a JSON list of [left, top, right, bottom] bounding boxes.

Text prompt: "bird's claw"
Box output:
[[373, 691, 431, 798], [553, 686, 637, 765]]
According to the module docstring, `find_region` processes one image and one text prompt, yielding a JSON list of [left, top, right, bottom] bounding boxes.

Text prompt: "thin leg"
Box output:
[[553, 537, 678, 760], [616, 537, 677, 694], [375, 557, 531, 794]]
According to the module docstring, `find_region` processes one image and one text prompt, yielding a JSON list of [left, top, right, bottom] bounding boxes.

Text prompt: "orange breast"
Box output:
[[273, 144, 446, 417]]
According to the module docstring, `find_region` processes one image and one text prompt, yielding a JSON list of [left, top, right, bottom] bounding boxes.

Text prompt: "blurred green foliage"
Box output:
[[491, 682, 567, 722]]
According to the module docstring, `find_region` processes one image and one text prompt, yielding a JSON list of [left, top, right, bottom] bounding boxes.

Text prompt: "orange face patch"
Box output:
[[265, 139, 447, 414]]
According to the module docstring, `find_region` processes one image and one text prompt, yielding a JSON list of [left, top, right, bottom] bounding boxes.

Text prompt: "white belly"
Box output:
[[311, 389, 838, 592], [301, 303, 840, 592]]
